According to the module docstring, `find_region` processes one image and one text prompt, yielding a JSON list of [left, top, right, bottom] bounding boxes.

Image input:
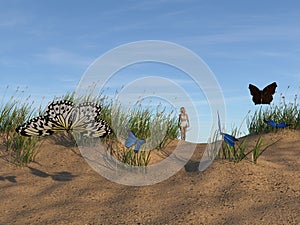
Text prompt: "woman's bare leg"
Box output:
[[181, 127, 186, 140]]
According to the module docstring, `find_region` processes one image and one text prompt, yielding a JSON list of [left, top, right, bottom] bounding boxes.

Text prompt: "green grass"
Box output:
[[2, 85, 299, 166], [0, 87, 40, 165], [0, 87, 179, 166], [218, 134, 280, 164], [98, 97, 179, 166], [247, 93, 300, 134], [218, 91, 300, 164]]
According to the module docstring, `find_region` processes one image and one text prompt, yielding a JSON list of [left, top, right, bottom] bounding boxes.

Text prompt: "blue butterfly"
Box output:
[[264, 119, 289, 128], [217, 111, 238, 147], [125, 130, 146, 153]]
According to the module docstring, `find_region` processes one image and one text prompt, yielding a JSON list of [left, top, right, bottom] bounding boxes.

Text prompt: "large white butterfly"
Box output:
[[16, 100, 112, 138]]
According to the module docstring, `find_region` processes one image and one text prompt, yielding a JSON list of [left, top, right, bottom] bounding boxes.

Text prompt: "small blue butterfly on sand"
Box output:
[[264, 119, 289, 128], [125, 130, 146, 153], [217, 111, 238, 147]]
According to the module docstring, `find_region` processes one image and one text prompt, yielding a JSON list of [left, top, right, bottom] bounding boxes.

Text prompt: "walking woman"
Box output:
[[178, 107, 190, 140]]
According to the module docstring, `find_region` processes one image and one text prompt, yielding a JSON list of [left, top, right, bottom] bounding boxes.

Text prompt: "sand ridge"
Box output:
[[1, 130, 299, 224]]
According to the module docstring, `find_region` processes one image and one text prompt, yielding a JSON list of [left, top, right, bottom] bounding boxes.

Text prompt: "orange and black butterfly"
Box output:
[[248, 82, 277, 105]]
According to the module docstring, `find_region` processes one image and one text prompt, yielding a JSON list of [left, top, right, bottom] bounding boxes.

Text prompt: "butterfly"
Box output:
[[248, 82, 277, 105], [217, 111, 238, 147], [264, 119, 289, 128], [125, 130, 146, 153], [16, 100, 112, 138]]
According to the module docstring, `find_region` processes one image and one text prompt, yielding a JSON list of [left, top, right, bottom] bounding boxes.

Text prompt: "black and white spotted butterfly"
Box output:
[[16, 100, 112, 138]]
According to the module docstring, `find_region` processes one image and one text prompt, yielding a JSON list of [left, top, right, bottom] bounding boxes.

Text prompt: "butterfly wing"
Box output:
[[16, 116, 56, 136], [73, 102, 101, 121], [44, 100, 75, 131], [16, 100, 74, 136], [16, 100, 111, 138], [264, 119, 277, 128], [70, 102, 101, 131], [94, 119, 112, 137], [69, 102, 111, 137], [217, 111, 238, 146], [261, 82, 277, 104], [223, 133, 238, 147], [125, 131, 137, 148], [134, 139, 146, 153], [81, 119, 112, 138], [249, 84, 262, 105], [277, 122, 289, 128]]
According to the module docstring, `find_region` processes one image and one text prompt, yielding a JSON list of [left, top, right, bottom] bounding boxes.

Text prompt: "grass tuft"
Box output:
[[247, 93, 300, 134], [0, 87, 40, 165], [0, 87, 179, 166]]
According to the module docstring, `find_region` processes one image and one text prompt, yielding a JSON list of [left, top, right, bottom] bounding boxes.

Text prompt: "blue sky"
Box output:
[[1, 0, 300, 142]]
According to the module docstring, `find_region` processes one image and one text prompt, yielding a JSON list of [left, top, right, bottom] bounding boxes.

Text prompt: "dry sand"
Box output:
[[1, 130, 299, 224]]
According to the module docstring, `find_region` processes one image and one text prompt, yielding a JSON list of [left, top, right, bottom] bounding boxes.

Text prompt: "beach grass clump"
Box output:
[[218, 134, 279, 164], [0, 87, 40, 165], [218, 90, 299, 164], [247, 93, 300, 134], [0, 86, 179, 166], [218, 110, 280, 164], [99, 98, 179, 166], [121, 148, 151, 167], [217, 124, 249, 163]]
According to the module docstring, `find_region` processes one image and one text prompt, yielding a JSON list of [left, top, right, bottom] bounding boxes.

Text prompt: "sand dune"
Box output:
[[1, 130, 299, 224]]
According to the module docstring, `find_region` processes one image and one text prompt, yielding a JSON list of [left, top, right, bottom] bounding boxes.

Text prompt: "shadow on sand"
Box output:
[[28, 167, 78, 182], [0, 175, 17, 183]]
